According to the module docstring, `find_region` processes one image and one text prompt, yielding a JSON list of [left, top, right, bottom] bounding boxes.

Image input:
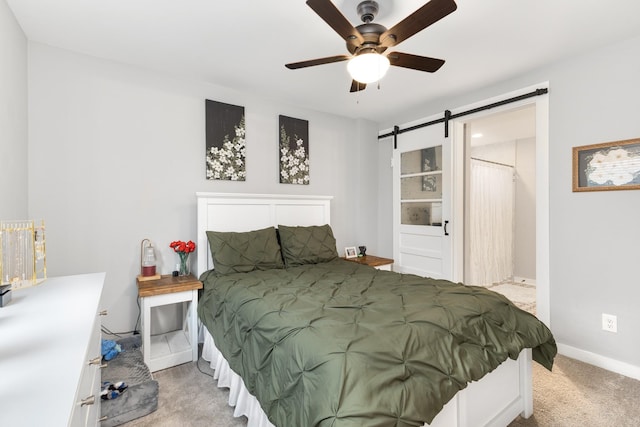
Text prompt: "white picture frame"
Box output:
[[344, 246, 357, 259]]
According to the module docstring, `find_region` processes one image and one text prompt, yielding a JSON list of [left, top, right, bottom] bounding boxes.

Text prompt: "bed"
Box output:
[[196, 192, 556, 427]]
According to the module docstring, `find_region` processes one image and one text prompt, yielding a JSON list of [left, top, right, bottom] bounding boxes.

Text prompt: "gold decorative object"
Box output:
[[0, 220, 47, 289]]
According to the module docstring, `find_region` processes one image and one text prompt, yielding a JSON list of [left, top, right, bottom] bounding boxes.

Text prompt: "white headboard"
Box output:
[[196, 192, 333, 276]]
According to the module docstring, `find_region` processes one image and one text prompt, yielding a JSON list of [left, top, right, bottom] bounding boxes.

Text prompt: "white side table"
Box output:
[[137, 274, 202, 372]]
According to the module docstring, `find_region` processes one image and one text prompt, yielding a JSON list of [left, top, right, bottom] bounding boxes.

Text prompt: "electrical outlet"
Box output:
[[602, 313, 617, 333]]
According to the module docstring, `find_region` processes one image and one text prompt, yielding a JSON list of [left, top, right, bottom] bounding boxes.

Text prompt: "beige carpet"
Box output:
[[119, 353, 640, 427], [509, 354, 640, 426], [120, 360, 246, 427]]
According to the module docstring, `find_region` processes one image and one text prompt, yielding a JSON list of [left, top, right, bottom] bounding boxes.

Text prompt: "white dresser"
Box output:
[[0, 273, 106, 426]]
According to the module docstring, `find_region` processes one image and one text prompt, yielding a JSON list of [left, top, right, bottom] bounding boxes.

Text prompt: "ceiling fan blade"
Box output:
[[350, 80, 367, 93], [380, 0, 457, 48], [387, 52, 445, 72], [286, 55, 350, 69], [306, 0, 364, 44]]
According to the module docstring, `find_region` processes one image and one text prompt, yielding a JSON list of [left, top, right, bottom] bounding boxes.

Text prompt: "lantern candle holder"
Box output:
[[138, 238, 160, 281]]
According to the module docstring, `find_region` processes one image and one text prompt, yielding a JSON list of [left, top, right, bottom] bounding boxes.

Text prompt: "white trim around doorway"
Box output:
[[450, 82, 550, 327]]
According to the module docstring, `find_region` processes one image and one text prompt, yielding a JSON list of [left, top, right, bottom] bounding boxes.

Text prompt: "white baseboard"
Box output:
[[513, 276, 536, 286], [557, 343, 640, 381]]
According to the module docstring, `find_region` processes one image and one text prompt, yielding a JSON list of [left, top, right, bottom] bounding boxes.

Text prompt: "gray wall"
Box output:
[[0, 0, 28, 219], [376, 137, 394, 258], [547, 35, 639, 369], [514, 137, 536, 281], [26, 43, 380, 334], [379, 35, 640, 372]]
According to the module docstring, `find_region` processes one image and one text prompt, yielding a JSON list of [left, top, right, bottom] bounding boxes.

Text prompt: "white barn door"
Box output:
[[393, 123, 454, 280]]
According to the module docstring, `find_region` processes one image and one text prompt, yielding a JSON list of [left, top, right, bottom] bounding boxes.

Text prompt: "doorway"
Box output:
[[388, 84, 550, 326], [463, 105, 537, 313]]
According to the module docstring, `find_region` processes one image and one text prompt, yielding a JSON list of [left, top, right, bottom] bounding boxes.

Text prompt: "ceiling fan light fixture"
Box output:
[[347, 53, 390, 84]]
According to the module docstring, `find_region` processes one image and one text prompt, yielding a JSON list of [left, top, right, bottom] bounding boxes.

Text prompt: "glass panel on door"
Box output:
[[400, 201, 443, 226], [400, 146, 441, 174], [400, 146, 443, 226], [400, 175, 443, 199]]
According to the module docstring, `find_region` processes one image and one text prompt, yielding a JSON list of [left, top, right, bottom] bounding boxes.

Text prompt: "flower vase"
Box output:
[[178, 253, 191, 276]]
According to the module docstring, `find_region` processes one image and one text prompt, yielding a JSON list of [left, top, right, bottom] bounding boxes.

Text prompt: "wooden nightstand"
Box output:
[[137, 274, 203, 372], [343, 255, 394, 271]]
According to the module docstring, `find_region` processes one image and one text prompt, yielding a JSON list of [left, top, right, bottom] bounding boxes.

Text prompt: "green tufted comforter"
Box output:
[[198, 259, 556, 427]]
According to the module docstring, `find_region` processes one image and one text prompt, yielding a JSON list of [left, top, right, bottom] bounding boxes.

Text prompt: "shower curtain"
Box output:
[[468, 158, 515, 286]]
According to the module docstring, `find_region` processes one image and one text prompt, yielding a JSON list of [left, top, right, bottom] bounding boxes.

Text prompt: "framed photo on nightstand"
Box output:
[[344, 246, 357, 258]]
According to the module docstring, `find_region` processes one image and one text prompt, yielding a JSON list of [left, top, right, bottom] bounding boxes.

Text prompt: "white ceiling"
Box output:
[[7, 0, 640, 126], [468, 105, 535, 147]]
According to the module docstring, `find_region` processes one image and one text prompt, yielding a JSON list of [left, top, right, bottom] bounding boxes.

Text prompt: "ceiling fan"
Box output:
[[285, 0, 457, 92]]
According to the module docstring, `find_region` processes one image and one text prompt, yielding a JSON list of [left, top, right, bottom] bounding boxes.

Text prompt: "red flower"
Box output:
[[170, 240, 196, 254]]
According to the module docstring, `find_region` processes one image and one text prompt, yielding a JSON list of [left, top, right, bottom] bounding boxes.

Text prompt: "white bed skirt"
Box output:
[[202, 330, 276, 427], [201, 328, 532, 427]]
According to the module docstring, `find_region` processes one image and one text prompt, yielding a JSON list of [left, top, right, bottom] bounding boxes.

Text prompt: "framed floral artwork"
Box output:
[[205, 100, 246, 181], [572, 138, 640, 192], [279, 115, 309, 185]]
